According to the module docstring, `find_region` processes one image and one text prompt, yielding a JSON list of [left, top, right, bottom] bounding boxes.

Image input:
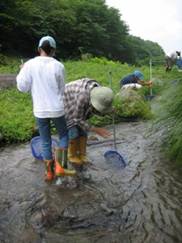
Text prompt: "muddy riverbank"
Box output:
[[0, 121, 182, 243]]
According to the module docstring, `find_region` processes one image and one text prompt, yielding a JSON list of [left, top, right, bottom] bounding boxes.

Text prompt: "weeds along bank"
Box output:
[[156, 77, 182, 165], [0, 56, 181, 166]]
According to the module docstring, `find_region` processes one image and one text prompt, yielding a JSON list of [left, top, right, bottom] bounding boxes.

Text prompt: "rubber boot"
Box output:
[[77, 136, 92, 180], [54, 148, 76, 177], [68, 138, 82, 165], [44, 159, 54, 181], [79, 136, 90, 163]]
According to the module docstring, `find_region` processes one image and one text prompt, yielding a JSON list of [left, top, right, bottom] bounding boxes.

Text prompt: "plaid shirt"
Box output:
[[64, 78, 99, 131]]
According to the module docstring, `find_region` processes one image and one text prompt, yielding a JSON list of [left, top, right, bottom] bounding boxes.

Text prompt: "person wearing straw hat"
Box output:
[[120, 70, 152, 89], [16, 35, 76, 182], [64, 78, 114, 166]]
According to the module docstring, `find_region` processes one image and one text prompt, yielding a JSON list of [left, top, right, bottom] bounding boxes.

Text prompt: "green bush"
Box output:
[[0, 56, 20, 73], [114, 89, 152, 120], [0, 88, 34, 143]]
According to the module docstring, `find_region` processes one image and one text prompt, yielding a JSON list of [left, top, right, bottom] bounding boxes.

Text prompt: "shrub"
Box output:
[[114, 89, 152, 120]]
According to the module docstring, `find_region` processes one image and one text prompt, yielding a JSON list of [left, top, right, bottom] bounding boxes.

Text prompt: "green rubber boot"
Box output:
[[54, 148, 76, 177]]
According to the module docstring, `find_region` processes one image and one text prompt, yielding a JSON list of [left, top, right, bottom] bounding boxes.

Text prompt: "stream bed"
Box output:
[[0, 121, 182, 243]]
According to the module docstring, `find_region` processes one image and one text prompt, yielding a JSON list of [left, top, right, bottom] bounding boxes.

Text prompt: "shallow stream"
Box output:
[[0, 121, 182, 243]]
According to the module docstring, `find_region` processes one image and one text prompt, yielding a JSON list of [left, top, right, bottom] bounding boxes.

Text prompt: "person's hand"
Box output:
[[147, 80, 153, 87], [19, 59, 24, 69], [90, 127, 111, 138], [19, 64, 24, 69]]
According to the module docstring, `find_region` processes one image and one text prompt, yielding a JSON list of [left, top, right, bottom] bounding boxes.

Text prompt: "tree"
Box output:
[[0, 0, 165, 64]]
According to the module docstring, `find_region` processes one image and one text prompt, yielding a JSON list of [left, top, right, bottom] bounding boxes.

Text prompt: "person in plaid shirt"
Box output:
[[64, 78, 114, 166]]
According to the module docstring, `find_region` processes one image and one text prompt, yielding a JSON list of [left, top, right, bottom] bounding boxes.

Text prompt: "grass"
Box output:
[[0, 56, 154, 142], [0, 55, 182, 166], [155, 78, 182, 165], [0, 88, 35, 143]]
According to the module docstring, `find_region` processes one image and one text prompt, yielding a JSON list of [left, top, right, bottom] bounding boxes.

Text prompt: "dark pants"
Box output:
[[68, 126, 87, 140]]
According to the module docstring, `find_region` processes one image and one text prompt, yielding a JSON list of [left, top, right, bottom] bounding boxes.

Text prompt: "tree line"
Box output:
[[0, 0, 165, 64]]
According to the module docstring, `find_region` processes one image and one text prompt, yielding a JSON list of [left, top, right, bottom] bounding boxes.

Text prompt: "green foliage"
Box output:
[[114, 89, 152, 120], [0, 55, 20, 73], [125, 36, 165, 65], [89, 89, 152, 126], [156, 78, 182, 165], [0, 0, 165, 64], [89, 114, 112, 126], [0, 56, 177, 145], [0, 88, 34, 143]]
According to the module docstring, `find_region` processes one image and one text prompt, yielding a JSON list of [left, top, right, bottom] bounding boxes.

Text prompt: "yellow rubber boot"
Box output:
[[54, 148, 76, 177], [44, 160, 54, 181], [79, 136, 90, 164], [68, 138, 82, 165]]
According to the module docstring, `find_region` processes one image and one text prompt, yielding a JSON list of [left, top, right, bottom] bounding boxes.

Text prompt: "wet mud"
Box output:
[[0, 121, 182, 243]]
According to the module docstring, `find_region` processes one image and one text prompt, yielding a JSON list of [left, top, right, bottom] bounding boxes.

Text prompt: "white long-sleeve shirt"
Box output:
[[16, 56, 65, 118]]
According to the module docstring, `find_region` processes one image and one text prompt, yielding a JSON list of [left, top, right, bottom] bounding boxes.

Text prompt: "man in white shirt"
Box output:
[[16, 36, 76, 182]]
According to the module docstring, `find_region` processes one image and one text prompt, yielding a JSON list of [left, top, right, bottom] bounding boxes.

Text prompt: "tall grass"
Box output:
[[156, 78, 182, 165]]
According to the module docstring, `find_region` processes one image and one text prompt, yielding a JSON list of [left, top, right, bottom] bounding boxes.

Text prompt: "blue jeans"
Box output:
[[68, 126, 87, 140], [36, 116, 68, 160]]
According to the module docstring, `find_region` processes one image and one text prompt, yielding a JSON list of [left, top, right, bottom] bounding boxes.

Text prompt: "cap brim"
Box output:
[[92, 101, 113, 114]]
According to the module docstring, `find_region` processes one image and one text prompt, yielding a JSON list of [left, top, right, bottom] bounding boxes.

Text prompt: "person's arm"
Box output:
[[16, 62, 32, 92], [89, 107, 115, 138], [89, 126, 111, 138], [138, 80, 152, 87]]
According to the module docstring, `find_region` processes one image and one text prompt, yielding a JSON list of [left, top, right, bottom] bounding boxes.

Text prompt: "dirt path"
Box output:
[[0, 121, 182, 243]]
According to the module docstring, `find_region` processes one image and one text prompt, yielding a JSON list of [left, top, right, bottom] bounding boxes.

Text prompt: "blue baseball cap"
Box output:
[[38, 36, 56, 49], [133, 70, 144, 80]]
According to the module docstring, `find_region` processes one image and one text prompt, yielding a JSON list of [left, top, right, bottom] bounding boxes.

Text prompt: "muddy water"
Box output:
[[0, 122, 182, 243]]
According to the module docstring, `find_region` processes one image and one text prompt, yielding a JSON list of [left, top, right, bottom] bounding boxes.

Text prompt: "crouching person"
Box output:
[[64, 78, 114, 166], [16, 35, 76, 182], [120, 70, 152, 89]]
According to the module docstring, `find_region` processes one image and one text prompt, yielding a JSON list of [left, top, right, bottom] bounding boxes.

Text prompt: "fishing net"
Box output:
[[104, 150, 126, 169], [30, 136, 58, 160]]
